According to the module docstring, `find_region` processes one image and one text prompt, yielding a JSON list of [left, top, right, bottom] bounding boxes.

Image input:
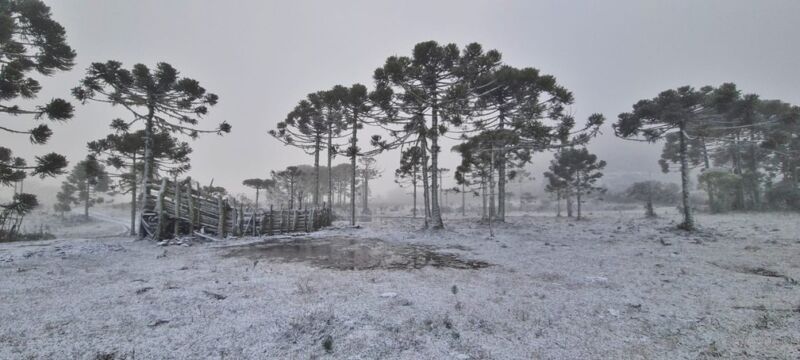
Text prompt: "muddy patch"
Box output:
[[222, 237, 489, 270]]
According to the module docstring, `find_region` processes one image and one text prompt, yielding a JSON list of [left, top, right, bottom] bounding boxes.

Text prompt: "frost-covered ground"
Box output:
[[1, 209, 798, 359]]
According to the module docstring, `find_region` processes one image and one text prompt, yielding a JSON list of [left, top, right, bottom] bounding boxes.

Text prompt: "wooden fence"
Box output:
[[140, 177, 332, 240]]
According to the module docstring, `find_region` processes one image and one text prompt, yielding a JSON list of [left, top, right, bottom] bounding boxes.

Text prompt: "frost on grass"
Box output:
[[0, 209, 798, 359]]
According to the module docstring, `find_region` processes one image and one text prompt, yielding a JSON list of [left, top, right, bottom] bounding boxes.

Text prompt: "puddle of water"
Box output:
[[222, 237, 490, 271]]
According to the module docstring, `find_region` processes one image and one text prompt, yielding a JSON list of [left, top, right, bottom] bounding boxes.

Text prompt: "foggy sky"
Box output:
[[7, 0, 800, 203]]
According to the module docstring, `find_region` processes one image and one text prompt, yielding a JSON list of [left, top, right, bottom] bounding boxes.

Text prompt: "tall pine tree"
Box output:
[[1, 0, 75, 232], [73, 61, 230, 237]]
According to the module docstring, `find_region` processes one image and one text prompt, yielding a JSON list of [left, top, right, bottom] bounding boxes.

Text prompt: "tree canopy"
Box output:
[[73, 61, 229, 237], [0, 0, 75, 231], [56, 157, 111, 219]]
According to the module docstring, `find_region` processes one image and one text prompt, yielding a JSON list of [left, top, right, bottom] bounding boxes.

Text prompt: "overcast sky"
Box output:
[[8, 0, 800, 202]]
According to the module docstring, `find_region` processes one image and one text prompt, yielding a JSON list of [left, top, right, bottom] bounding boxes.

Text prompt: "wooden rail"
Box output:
[[140, 177, 332, 240]]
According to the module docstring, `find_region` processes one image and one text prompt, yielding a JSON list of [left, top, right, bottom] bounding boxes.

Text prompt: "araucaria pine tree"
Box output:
[[453, 130, 516, 221], [339, 84, 375, 226], [468, 65, 577, 222], [357, 156, 381, 216], [395, 146, 424, 218], [553, 148, 606, 220], [372, 41, 500, 229], [271, 166, 303, 209], [545, 148, 606, 220], [614, 83, 796, 226], [242, 178, 274, 210], [271, 89, 347, 208], [72, 61, 230, 237], [0, 0, 75, 235], [450, 60, 604, 224], [53, 181, 76, 217], [614, 86, 713, 230], [57, 157, 111, 219], [330, 163, 356, 207], [625, 181, 680, 217], [543, 160, 569, 217], [88, 124, 191, 234]]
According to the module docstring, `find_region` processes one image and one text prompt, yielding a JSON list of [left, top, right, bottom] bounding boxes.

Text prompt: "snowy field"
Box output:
[[1, 209, 798, 359]]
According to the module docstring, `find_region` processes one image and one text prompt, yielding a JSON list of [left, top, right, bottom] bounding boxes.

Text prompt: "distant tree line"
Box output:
[[615, 83, 800, 229], [4, 1, 798, 238], [240, 160, 380, 213], [272, 41, 605, 229]]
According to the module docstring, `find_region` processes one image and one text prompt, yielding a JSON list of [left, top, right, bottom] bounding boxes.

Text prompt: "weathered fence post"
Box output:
[[258, 210, 264, 235], [285, 209, 290, 233], [279, 205, 286, 233], [239, 202, 244, 235], [174, 177, 181, 237], [217, 195, 226, 239], [252, 208, 258, 236], [154, 178, 168, 240], [186, 177, 195, 234], [231, 198, 238, 237], [268, 205, 274, 236], [279, 206, 285, 233], [284, 207, 290, 232]]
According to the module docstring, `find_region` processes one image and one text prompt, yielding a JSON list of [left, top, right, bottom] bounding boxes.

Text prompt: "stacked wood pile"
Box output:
[[141, 177, 332, 240]]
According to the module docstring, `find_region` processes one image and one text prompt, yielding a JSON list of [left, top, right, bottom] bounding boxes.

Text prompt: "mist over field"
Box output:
[[4, 0, 799, 206]]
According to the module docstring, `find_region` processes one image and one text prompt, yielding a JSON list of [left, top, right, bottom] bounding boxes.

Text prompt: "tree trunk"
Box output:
[[566, 188, 573, 218], [362, 165, 369, 215], [440, 171, 445, 212], [350, 113, 357, 226], [645, 181, 656, 217], [701, 137, 716, 212], [556, 191, 562, 217], [130, 154, 137, 236], [137, 107, 155, 239], [489, 180, 496, 219], [731, 135, 745, 210], [412, 165, 418, 218], [576, 173, 582, 220], [461, 183, 466, 216], [429, 96, 444, 229], [497, 112, 506, 222], [84, 182, 90, 219], [327, 127, 333, 208], [173, 175, 180, 238], [289, 178, 295, 209], [297, 190, 303, 210], [489, 148, 496, 221], [481, 178, 487, 221], [678, 124, 695, 230], [313, 136, 320, 207], [420, 136, 431, 228], [748, 140, 760, 209], [645, 199, 655, 217]]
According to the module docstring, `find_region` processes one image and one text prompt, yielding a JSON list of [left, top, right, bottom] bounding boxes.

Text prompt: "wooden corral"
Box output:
[[140, 177, 332, 240]]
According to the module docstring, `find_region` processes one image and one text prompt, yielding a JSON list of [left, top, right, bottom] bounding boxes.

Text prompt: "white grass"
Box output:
[[1, 208, 798, 359]]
